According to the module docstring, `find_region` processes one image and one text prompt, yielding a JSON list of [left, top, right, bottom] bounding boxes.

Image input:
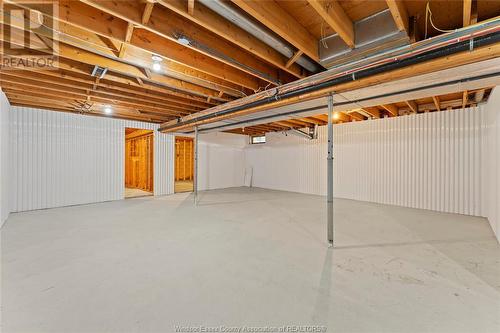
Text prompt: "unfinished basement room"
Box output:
[[1, 0, 499, 332]]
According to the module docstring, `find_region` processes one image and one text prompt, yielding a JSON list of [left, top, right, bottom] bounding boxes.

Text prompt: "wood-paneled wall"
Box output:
[[125, 129, 154, 192], [175, 137, 193, 181]]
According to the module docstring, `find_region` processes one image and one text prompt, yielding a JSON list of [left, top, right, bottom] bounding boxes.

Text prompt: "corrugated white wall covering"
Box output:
[[484, 88, 500, 240], [245, 130, 327, 195], [245, 105, 491, 218], [9, 107, 174, 212], [0, 90, 10, 226], [197, 132, 246, 191], [333, 108, 489, 217]]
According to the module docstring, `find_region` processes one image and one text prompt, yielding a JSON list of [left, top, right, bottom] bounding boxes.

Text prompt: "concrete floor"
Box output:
[[2, 187, 499, 333]]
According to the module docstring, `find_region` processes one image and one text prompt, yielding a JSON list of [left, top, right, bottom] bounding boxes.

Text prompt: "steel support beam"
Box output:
[[327, 94, 334, 246], [194, 126, 199, 205]]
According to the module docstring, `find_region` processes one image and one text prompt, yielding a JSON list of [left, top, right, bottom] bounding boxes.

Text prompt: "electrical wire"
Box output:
[[320, 3, 332, 49], [425, 1, 457, 39]]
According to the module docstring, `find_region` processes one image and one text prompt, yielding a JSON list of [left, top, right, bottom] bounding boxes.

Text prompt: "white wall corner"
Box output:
[[484, 86, 500, 242], [0, 89, 11, 227]]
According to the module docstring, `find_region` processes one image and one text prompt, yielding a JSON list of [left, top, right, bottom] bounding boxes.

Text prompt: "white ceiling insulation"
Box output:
[[185, 58, 500, 134]]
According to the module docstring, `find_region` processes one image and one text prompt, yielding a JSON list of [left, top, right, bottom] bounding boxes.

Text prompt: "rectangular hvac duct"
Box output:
[[320, 9, 410, 68]]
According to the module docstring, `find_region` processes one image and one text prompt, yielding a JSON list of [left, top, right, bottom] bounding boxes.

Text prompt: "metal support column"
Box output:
[[327, 94, 334, 246], [194, 126, 198, 205]]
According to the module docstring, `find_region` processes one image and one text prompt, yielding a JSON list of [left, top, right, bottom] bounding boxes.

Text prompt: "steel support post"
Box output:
[[327, 94, 334, 245]]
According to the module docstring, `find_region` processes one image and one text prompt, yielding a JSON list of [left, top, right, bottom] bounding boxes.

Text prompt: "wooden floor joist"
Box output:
[[1, 0, 499, 124]]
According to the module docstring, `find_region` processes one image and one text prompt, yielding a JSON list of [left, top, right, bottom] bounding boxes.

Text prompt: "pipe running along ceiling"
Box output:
[[158, 18, 500, 134]]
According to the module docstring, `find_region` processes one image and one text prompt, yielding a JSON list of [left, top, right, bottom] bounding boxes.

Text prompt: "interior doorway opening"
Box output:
[[175, 136, 194, 193], [125, 128, 154, 198]]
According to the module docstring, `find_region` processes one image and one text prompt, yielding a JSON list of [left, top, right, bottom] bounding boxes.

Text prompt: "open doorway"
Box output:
[[175, 136, 194, 193], [125, 128, 154, 198]]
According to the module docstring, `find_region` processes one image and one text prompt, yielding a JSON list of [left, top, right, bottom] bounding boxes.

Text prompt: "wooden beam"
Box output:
[[160, 40, 500, 131], [304, 116, 327, 125], [157, 0, 304, 79], [432, 96, 441, 111], [463, 0, 472, 27], [80, 0, 282, 88], [398, 98, 470, 113], [1, 76, 191, 117], [187, 0, 195, 15], [409, 16, 419, 43], [333, 111, 351, 123], [283, 119, 311, 127], [13, 58, 219, 107], [386, 0, 409, 34], [462, 90, 469, 109], [11, 0, 261, 92], [232, 0, 320, 62], [1, 13, 245, 99], [119, 22, 135, 58], [381, 104, 399, 117], [405, 100, 418, 113], [6, 94, 170, 122], [124, 21, 135, 42], [286, 50, 304, 69], [0, 69, 205, 112], [471, 0, 478, 25], [348, 111, 365, 121], [306, 0, 354, 48], [142, 0, 155, 25]]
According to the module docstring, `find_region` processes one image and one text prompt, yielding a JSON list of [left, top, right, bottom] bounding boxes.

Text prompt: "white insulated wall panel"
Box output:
[[245, 107, 489, 217], [197, 132, 246, 191], [245, 130, 326, 195], [334, 108, 485, 216], [0, 90, 10, 226], [9, 107, 174, 212], [484, 88, 500, 240]]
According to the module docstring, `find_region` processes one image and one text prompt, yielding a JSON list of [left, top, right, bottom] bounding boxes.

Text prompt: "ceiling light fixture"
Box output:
[[151, 54, 163, 72], [152, 62, 162, 72], [177, 36, 190, 46], [104, 105, 112, 114], [151, 55, 163, 62]]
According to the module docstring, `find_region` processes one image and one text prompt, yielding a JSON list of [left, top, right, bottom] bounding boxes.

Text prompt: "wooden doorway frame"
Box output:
[[125, 128, 154, 197], [174, 136, 194, 193]]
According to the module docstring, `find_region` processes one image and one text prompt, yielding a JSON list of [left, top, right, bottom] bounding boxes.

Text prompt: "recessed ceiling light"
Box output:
[[151, 55, 163, 62], [177, 36, 190, 46], [152, 62, 162, 72], [333, 112, 340, 120], [104, 106, 112, 114]]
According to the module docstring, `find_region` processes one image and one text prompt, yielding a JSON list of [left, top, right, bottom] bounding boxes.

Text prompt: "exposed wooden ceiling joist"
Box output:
[[1, 21, 244, 100], [157, 0, 305, 78], [228, 88, 492, 136], [405, 100, 418, 113], [163, 40, 500, 132], [231, 0, 320, 63], [5, 0, 254, 96], [142, 0, 155, 25], [432, 96, 441, 111], [386, 0, 409, 34], [381, 104, 399, 117], [0, 74, 191, 117], [79, 0, 286, 88], [464, 0, 472, 27], [306, 0, 355, 48]]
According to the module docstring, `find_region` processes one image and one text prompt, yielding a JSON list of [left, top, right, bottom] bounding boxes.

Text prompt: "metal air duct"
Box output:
[[198, 0, 320, 73]]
